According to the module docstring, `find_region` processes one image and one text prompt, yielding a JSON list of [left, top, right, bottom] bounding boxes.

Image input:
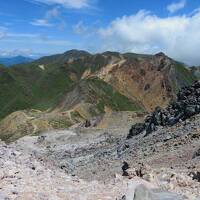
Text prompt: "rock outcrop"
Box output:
[[128, 81, 200, 139]]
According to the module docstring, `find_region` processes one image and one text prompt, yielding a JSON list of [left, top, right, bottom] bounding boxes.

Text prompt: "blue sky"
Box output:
[[1, 0, 200, 65]]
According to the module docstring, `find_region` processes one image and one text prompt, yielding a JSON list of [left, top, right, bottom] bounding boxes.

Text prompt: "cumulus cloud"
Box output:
[[167, 0, 186, 14], [98, 10, 200, 65], [32, 0, 91, 9]]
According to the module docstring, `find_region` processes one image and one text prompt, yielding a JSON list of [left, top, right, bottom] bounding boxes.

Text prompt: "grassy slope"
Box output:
[[80, 77, 144, 112], [0, 63, 75, 120], [175, 62, 197, 85]]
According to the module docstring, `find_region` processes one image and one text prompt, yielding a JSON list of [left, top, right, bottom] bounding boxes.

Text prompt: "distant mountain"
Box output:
[[0, 56, 34, 66]]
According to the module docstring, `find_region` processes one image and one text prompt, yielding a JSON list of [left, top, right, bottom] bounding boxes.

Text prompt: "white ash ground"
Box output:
[[1, 114, 200, 199], [0, 138, 188, 200]]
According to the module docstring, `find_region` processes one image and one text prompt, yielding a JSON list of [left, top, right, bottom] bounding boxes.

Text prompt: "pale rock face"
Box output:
[[38, 64, 45, 70], [133, 184, 184, 200]]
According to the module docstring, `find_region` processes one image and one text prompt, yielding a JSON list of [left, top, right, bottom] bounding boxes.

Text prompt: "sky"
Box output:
[[1, 0, 200, 65]]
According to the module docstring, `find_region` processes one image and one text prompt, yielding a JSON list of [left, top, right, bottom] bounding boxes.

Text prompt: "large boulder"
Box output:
[[192, 148, 200, 159], [127, 123, 146, 139], [184, 105, 197, 118]]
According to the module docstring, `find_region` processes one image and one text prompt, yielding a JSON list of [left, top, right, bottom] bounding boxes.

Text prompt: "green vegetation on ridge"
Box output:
[[80, 78, 143, 112], [175, 62, 197, 85]]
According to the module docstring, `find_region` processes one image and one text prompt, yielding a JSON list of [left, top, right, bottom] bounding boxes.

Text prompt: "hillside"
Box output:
[[0, 50, 197, 140], [0, 77, 143, 142], [0, 50, 196, 116], [54, 77, 143, 113]]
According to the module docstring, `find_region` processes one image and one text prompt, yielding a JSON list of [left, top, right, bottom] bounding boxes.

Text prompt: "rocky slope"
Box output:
[[94, 52, 195, 111], [127, 80, 200, 138], [1, 113, 200, 199], [0, 136, 186, 200]]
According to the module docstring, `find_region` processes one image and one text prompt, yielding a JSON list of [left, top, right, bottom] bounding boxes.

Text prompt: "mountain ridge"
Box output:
[[0, 50, 196, 116], [0, 50, 197, 141]]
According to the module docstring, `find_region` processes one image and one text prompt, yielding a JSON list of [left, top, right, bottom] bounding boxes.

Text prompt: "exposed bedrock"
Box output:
[[128, 81, 200, 139]]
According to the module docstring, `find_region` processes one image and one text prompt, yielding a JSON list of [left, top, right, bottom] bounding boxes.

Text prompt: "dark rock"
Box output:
[[122, 161, 129, 176], [145, 122, 155, 136], [185, 105, 196, 118], [135, 168, 144, 178], [167, 117, 178, 126], [127, 81, 200, 138], [192, 148, 200, 159], [60, 165, 67, 169], [37, 135, 46, 143], [121, 195, 126, 200], [144, 84, 150, 91], [127, 123, 146, 139], [85, 120, 91, 128], [191, 134, 200, 139], [122, 171, 129, 177], [122, 161, 129, 171], [193, 81, 200, 89], [190, 171, 200, 182]]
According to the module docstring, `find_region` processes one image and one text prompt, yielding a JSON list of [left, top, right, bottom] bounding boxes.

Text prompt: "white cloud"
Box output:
[[0, 49, 33, 57], [45, 6, 59, 18], [30, 7, 65, 28], [32, 0, 91, 9], [31, 19, 54, 27], [98, 10, 200, 65], [167, 0, 186, 14], [7, 33, 40, 38]]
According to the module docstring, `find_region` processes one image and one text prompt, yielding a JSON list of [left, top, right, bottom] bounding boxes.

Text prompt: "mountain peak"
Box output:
[[63, 49, 91, 57], [154, 52, 167, 57], [102, 51, 121, 57]]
